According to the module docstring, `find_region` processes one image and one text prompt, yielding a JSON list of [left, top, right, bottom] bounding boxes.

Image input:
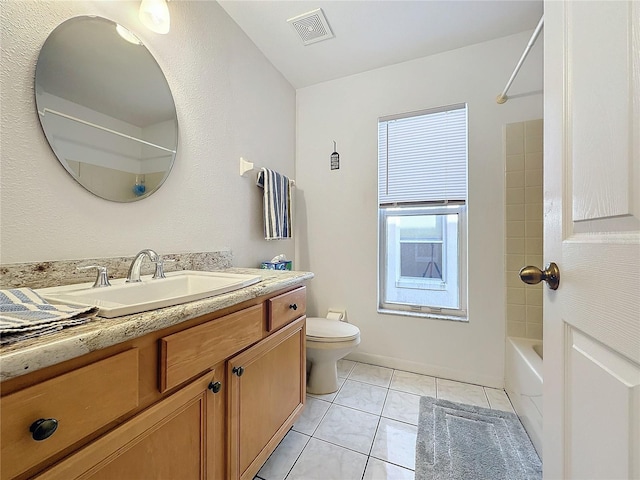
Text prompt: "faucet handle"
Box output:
[[77, 265, 112, 288], [151, 258, 175, 279]]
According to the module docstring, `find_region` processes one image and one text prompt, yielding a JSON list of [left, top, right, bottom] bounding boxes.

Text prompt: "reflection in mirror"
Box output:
[[35, 16, 178, 202]]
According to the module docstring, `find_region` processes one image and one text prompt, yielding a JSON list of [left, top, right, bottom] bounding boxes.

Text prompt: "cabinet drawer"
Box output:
[[160, 304, 263, 392], [267, 287, 306, 332], [0, 349, 139, 480]]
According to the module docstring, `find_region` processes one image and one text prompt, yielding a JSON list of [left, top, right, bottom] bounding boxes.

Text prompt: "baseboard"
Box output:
[[345, 351, 504, 389]]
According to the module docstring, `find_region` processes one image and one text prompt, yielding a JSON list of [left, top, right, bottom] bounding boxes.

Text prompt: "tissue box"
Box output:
[[260, 261, 292, 271]]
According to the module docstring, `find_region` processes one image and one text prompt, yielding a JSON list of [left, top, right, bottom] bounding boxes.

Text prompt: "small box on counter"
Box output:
[[260, 261, 292, 271]]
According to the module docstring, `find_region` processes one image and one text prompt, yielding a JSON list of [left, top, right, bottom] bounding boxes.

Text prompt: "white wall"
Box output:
[[295, 31, 543, 387], [0, 1, 295, 267]]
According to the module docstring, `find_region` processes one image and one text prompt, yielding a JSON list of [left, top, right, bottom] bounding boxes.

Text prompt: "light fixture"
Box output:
[[139, 0, 170, 34], [116, 24, 142, 45]]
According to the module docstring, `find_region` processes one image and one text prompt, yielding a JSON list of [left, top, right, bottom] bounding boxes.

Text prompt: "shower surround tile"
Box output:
[[505, 119, 544, 341], [506, 205, 525, 222], [506, 238, 525, 254], [506, 154, 525, 171], [506, 123, 524, 155]]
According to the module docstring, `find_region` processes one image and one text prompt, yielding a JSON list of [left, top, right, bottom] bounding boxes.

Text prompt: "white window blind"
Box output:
[[378, 104, 467, 205]]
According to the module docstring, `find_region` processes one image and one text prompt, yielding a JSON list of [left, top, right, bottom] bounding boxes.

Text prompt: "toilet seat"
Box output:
[[306, 317, 360, 343]]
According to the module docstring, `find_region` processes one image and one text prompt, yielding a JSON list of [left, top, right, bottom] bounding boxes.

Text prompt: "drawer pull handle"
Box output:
[[30, 418, 58, 441], [289, 304, 298, 311], [232, 366, 245, 377], [208, 381, 222, 394]]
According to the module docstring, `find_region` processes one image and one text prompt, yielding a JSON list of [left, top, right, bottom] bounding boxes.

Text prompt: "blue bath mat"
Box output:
[[415, 396, 542, 480]]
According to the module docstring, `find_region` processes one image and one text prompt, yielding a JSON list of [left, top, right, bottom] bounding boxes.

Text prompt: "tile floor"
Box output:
[[253, 360, 516, 480]]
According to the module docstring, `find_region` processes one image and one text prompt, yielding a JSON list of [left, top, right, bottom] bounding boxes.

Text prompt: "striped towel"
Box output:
[[0, 288, 97, 345], [257, 167, 292, 240]]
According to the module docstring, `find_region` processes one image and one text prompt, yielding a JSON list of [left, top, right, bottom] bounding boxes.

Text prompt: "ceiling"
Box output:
[[37, 17, 176, 127], [218, 0, 543, 89]]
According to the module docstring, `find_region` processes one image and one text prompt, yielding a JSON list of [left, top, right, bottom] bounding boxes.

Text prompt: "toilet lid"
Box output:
[[306, 317, 360, 342]]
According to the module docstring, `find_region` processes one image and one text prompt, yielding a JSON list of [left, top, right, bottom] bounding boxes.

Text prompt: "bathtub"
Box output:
[[505, 337, 543, 458]]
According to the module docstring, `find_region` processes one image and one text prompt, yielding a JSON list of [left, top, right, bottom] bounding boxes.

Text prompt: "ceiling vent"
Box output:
[[287, 8, 334, 46]]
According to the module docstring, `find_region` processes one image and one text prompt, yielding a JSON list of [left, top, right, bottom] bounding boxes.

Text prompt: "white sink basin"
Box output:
[[37, 270, 261, 318]]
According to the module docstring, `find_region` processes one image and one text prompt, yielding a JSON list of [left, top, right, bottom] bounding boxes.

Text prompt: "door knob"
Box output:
[[519, 262, 560, 290]]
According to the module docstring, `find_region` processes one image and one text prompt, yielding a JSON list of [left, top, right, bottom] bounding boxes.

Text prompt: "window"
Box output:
[[378, 104, 467, 319]]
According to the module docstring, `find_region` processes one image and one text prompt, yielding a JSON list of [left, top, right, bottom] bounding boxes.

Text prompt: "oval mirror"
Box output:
[[35, 16, 178, 202]]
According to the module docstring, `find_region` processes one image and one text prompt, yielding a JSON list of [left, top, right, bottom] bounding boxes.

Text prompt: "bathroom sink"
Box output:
[[37, 270, 261, 318]]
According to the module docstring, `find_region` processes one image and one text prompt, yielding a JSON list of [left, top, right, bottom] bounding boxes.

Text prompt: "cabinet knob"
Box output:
[[30, 418, 58, 441], [208, 381, 222, 394], [232, 366, 245, 377], [289, 304, 298, 311]]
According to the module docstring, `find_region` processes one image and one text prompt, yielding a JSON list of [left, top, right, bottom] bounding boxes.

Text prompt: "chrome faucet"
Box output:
[[126, 249, 162, 283]]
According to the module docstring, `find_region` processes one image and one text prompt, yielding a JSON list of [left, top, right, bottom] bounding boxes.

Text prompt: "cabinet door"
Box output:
[[228, 316, 306, 480], [1, 349, 139, 480], [37, 370, 224, 480]]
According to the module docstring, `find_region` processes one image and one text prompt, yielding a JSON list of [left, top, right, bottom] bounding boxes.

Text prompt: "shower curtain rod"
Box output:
[[38, 108, 176, 154], [496, 15, 544, 104]]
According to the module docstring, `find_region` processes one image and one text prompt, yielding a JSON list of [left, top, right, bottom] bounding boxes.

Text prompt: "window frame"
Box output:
[[378, 203, 467, 320], [377, 104, 468, 321]]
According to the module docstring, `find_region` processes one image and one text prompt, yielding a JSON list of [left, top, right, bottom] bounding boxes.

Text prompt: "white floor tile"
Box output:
[[334, 379, 388, 415], [285, 438, 368, 480], [381, 389, 421, 425], [363, 457, 415, 480], [484, 387, 515, 413], [259, 362, 525, 480], [348, 362, 394, 387], [307, 377, 345, 402], [313, 404, 380, 454], [257, 430, 310, 480], [370, 417, 418, 470], [337, 359, 357, 378], [292, 397, 330, 435], [436, 378, 490, 408], [390, 370, 437, 397]]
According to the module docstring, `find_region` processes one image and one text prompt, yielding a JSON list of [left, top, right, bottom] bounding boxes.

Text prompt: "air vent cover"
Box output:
[[287, 8, 334, 46]]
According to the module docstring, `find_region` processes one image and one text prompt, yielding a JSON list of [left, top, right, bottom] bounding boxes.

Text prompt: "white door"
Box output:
[[542, 1, 640, 479]]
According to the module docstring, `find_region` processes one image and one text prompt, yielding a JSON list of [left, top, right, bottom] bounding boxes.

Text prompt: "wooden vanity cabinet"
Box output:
[[1, 350, 140, 480], [1, 285, 307, 480], [36, 367, 225, 480], [228, 316, 306, 480]]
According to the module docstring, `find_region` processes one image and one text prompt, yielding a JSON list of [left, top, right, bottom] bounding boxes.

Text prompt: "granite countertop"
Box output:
[[0, 268, 313, 382]]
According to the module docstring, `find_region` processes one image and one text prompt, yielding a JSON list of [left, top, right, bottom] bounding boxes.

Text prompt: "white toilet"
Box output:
[[306, 316, 360, 394]]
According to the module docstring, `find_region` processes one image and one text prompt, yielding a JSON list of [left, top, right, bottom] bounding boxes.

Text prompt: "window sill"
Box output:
[[377, 307, 468, 323]]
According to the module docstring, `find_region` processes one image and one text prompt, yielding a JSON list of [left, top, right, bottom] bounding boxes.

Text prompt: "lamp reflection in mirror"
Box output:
[[139, 0, 170, 34], [116, 24, 142, 45]]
